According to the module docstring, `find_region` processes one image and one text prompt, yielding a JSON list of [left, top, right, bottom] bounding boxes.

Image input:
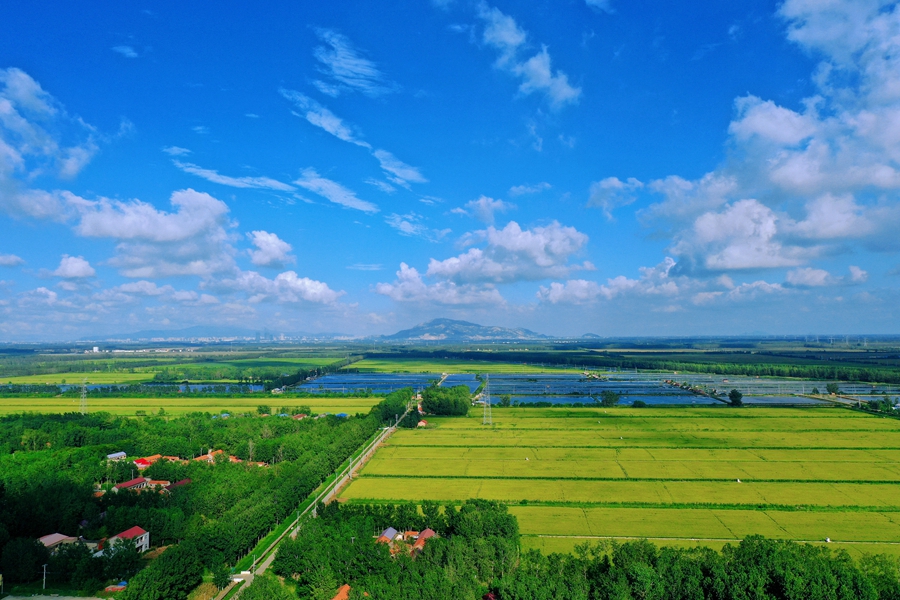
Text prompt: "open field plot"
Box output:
[[0, 396, 382, 416], [2, 371, 155, 384], [339, 405, 900, 557]]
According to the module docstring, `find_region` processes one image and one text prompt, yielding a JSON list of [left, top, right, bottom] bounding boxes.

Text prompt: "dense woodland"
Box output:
[[0, 394, 400, 596], [258, 500, 900, 600]]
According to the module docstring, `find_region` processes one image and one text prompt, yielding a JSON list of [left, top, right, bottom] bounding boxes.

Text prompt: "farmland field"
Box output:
[[339, 405, 900, 558], [0, 396, 382, 416]]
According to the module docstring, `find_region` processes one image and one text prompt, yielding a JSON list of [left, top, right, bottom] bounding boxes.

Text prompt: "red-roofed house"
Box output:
[[195, 449, 224, 463], [110, 526, 150, 553], [412, 528, 435, 554], [113, 477, 149, 493], [292, 413, 308, 420], [165, 478, 191, 491], [134, 454, 162, 470]]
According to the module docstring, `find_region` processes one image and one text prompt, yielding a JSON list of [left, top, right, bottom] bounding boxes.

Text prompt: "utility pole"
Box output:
[[43, 563, 48, 589]]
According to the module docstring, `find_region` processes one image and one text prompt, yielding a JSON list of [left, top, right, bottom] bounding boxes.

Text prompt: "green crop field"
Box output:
[[347, 358, 585, 373], [0, 396, 382, 416], [339, 405, 900, 558], [2, 371, 155, 385]]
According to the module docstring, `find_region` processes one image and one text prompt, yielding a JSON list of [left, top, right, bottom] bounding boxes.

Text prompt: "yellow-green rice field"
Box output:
[[339, 406, 900, 557]]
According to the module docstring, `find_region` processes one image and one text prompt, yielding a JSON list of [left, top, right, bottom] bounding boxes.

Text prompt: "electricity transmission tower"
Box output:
[[482, 375, 492, 426], [80, 378, 87, 415]]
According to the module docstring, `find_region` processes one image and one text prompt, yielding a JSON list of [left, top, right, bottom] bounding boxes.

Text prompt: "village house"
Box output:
[[113, 476, 149, 493], [39, 533, 77, 554], [106, 451, 127, 461], [109, 526, 150, 553]]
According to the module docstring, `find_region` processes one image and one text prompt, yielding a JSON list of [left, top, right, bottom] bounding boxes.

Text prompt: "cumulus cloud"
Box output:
[[632, 0, 900, 278], [538, 258, 680, 304], [786, 265, 869, 287], [173, 160, 295, 191], [312, 29, 395, 97], [375, 262, 504, 305], [52, 255, 95, 278], [672, 199, 811, 272], [0, 254, 24, 267], [75, 188, 235, 278], [587, 176, 643, 220], [428, 220, 589, 283], [247, 230, 295, 267], [476, 3, 581, 109], [215, 270, 344, 304], [455, 196, 515, 224], [294, 168, 378, 213]]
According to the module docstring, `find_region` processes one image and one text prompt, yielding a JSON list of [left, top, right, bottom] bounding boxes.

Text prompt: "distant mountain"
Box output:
[[581, 333, 602, 338], [383, 318, 548, 342]]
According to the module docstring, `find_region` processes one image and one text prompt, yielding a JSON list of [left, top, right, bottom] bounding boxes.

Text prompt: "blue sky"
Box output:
[[1, 0, 899, 340]]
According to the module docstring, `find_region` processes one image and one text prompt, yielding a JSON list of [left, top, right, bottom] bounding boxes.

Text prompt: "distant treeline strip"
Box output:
[[370, 350, 900, 383], [342, 498, 900, 513]]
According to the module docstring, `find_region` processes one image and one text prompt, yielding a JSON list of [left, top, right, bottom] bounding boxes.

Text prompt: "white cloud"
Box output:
[[509, 182, 550, 196], [313, 29, 395, 97], [0, 254, 24, 267], [280, 89, 370, 148], [536, 279, 602, 304], [173, 160, 295, 191], [247, 230, 295, 267], [672, 199, 810, 271], [75, 188, 235, 278], [347, 263, 383, 271], [634, 0, 900, 277], [372, 149, 427, 185], [215, 270, 344, 305], [280, 92, 426, 187], [365, 178, 397, 194], [192, 126, 209, 135], [53, 255, 95, 278], [385, 213, 451, 241], [162, 146, 191, 156], [456, 195, 515, 224], [585, 0, 614, 13], [293, 168, 379, 213], [786, 265, 869, 287], [785, 267, 836, 287], [427, 220, 589, 283], [588, 177, 643, 220], [477, 4, 581, 109], [375, 263, 504, 305], [115, 281, 171, 296], [111, 46, 138, 58], [0, 67, 98, 185], [849, 265, 868, 283]]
